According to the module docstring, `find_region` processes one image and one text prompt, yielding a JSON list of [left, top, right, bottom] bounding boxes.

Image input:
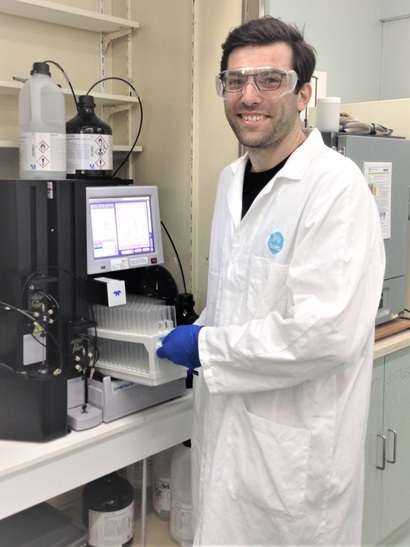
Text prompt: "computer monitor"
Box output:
[[86, 185, 164, 276]]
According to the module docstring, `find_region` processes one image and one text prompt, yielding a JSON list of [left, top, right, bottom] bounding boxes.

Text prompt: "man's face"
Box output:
[[223, 42, 303, 151]]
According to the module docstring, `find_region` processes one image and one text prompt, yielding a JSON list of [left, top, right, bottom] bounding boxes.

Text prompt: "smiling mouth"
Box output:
[[240, 114, 268, 122]]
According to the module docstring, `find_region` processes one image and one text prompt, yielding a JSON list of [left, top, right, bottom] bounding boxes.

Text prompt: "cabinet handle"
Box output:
[[387, 429, 397, 464], [377, 433, 386, 470]]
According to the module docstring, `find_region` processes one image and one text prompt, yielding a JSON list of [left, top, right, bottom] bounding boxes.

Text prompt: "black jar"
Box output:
[[82, 472, 134, 547]]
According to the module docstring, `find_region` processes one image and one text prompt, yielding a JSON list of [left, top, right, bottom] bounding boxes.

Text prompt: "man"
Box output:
[[157, 16, 385, 545]]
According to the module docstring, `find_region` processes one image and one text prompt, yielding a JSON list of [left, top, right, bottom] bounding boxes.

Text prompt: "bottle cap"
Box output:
[[178, 292, 195, 307], [30, 62, 51, 77], [79, 95, 96, 108]]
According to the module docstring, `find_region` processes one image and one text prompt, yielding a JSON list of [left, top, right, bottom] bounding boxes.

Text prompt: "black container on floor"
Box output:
[[82, 472, 134, 547]]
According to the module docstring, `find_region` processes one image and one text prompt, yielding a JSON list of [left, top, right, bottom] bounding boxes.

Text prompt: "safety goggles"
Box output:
[[216, 66, 299, 100]]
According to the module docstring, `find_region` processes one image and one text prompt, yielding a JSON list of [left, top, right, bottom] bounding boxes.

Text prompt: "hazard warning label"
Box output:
[[20, 131, 66, 173], [66, 134, 113, 173]]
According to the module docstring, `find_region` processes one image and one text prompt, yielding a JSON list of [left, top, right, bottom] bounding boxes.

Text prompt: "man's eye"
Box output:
[[226, 76, 244, 87], [260, 73, 282, 86]]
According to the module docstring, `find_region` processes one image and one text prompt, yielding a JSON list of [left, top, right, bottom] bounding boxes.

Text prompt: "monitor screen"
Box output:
[[86, 185, 164, 275]]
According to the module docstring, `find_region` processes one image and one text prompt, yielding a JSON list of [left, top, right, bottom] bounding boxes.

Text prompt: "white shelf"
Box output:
[[0, 141, 142, 153], [0, 80, 140, 106], [77, 89, 141, 106], [0, 140, 18, 148], [0, 80, 23, 95], [113, 144, 143, 154], [0, 82, 142, 152], [0, 0, 139, 32]]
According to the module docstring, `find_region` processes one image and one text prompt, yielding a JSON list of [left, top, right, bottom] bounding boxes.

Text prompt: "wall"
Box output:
[[191, 0, 242, 312], [111, 0, 241, 313], [110, 0, 241, 313], [127, 0, 241, 313], [338, 99, 410, 141], [264, 0, 381, 103], [378, 0, 410, 101], [381, 17, 410, 100], [126, 0, 242, 313], [126, 1, 193, 295], [264, 0, 410, 103]]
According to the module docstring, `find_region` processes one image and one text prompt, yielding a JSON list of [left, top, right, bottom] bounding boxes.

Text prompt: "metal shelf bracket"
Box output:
[[102, 28, 133, 54]]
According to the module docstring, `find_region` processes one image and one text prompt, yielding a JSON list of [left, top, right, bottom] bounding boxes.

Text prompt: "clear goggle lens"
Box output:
[[215, 67, 299, 100]]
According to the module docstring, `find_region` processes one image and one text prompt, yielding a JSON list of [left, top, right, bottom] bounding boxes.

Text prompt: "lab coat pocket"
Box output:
[[225, 396, 310, 517], [247, 258, 289, 317]]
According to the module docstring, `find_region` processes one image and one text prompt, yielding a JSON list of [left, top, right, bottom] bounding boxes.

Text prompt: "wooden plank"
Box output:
[[375, 318, 410, 341]]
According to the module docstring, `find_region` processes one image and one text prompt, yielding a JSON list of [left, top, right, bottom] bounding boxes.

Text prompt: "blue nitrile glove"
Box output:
[[156, 325, 202, 374]]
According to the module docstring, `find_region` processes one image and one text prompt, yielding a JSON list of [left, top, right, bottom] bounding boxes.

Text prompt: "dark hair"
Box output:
[[220, 16, 316, 92]]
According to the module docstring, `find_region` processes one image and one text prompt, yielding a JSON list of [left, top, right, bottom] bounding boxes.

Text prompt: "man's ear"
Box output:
[[297, 82, 312, 113]]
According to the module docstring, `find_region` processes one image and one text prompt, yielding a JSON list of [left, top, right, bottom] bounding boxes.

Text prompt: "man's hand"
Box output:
[[156, 325, 202, 374]]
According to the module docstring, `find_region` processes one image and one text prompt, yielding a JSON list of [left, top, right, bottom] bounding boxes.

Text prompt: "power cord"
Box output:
[[86, 76, 143, 177], [161, 221, 187, 294], [43, 59, 79, 111]]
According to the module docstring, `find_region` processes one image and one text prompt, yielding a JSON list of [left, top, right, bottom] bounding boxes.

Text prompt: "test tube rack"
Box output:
[[92, 328, 186, 386], [91, 296, 187, 387]]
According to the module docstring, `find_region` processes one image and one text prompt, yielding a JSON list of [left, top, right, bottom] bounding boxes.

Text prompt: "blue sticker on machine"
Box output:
[[268, 231, 284, 255]]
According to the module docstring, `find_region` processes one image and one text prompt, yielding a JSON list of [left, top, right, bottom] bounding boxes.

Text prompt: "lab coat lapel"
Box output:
[[227, 155, 247, 228]]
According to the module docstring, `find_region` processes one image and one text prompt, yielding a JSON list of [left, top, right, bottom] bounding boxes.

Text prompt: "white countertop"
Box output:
[[0, 391, 193, 519], [373, 328, 410, 359]]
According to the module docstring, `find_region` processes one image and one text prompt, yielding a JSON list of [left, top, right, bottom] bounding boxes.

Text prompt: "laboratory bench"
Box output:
[[0, 327, 409, 546], [0, 390, 193, 521]]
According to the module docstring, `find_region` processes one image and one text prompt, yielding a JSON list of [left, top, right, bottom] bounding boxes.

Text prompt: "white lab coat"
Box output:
[[192, 129, 385, 546]]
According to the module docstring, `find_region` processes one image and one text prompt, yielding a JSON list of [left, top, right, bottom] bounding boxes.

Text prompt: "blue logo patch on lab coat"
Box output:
[[268, 231, 284, 255]]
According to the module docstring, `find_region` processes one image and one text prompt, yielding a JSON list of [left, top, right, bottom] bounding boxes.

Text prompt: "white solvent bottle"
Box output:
[[19, 62, 66, 180], [152, 446, 175, 521], [170, 441, 194, 546]]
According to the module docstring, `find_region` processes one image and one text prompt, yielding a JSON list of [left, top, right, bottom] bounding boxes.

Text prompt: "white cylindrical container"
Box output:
[[19, 62, 66, 180], [315, 97, 341, 133], [170, 441, 194, 546], [152, 446, 175, 521]]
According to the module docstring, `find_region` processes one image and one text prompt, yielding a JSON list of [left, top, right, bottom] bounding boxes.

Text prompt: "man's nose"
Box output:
[[241, 78, 261, 103]]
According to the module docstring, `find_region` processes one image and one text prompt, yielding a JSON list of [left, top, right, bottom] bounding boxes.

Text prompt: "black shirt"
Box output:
[[241, 156, 289, 219]]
